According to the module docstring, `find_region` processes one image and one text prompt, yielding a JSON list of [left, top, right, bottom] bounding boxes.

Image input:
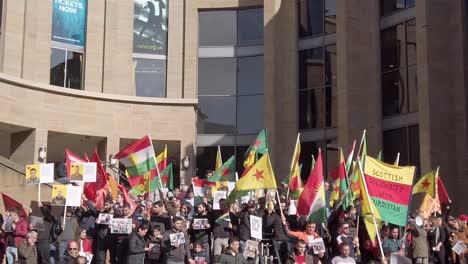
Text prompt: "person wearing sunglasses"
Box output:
[[336, 222, 359, 260], [59, 241, 80, 264]]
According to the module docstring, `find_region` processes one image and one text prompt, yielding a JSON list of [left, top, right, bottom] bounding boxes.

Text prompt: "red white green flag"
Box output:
[[115, 135, 157, 177]]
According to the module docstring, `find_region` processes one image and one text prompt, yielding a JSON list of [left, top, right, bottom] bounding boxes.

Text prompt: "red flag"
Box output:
[[118, 184, 137, 214], [2, 193, 27, 218], [66, 149, 85, 179], [84, 151, 109, 202], [94, 189, 107, 211], [437, 177, 451, 205]]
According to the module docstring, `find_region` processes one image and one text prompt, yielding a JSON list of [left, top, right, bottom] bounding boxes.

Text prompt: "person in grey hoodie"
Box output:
[[162, 217, 194, 264], [127, 223, 151, 264]]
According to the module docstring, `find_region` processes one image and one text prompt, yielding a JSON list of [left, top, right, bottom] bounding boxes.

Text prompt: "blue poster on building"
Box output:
[[51, 0, 87, 47]]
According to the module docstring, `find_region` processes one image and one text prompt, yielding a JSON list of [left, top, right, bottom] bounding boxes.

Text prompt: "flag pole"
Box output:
[[394, 153, 400, 166], [434, 166, 440, 217], [63, 205, 67, 227], [357, 159, 385, 258], [286, 133, 301, 199], [356, 130, 366, 159], [148, 135, 164, 189]]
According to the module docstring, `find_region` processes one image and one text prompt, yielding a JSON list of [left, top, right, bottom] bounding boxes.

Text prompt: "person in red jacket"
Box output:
[[75, 228, 92, 255], [10, 208, 29, 249]]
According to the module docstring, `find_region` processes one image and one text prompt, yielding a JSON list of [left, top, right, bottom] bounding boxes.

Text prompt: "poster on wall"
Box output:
[[133, 0, 169, 55], [51, 0, 87, 47]]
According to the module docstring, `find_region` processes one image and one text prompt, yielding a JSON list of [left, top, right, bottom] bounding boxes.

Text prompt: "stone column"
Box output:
[[10, 128, 48, 165]]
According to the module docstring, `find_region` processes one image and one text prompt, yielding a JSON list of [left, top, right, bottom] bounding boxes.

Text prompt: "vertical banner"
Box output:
[[364, 156, 415, 226], [133, 0, 169, 55], [52, 0, 87, 46]]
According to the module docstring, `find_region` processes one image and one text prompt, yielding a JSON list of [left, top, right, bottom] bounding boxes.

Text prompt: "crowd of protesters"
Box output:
[[0, 174, 466, 264]]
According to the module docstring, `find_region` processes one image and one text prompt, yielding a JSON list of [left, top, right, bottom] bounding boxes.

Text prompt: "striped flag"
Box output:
[[288, 134, 302, 198], [156, 145, 168, 171], [115, 135, 157, 177], [297, 149, 326, 223], [215, 212, 231, 223]]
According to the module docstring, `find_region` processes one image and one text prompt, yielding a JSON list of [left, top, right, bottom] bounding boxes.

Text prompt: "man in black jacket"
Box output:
[[162, 217, 194, 264], [190, 203, 212, 263], [86, 198, 114, 264], [263, 203, 293, 264], [127, 223, 152, 264], [38, 202, 62, 264]]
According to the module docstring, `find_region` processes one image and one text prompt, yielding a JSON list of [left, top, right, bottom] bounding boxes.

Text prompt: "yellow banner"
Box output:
[[364, 156, 415, 185]]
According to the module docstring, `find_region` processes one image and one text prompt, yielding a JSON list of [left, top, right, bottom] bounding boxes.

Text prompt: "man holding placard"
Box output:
[[162, 217, 194, 264]]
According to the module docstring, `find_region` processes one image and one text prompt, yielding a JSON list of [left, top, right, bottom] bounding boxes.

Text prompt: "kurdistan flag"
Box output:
[[227, 153, 277, 204], [297, 149, 326, 223], [364, 156, 415, 226], [115, 135, 157, 177], [208, 155, 236, 182], [243, 129, 268, 168], [329, 149, 347, 207]]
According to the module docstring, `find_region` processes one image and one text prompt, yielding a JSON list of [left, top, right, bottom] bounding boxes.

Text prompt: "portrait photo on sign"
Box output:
[[194, 256, 206, 264], [310, 238, 326, 254], [51, 185, 67, 206], [193, 218, 209, 230], [25, 165, 40, 185], [97, 213, 113, 225], [111, 218, 133, 234], [243, 240, 259, 259], [70, 163, 84, 181], [169, 232, 185, 246]]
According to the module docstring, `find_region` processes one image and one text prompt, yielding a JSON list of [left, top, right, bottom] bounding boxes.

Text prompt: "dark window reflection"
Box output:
[[199, 11, 237, 46], [198, 58, 237, 96], [134, 58, 166, 97], [299, 88, 325, 129], [50, 48, 83, 90], [324, 0, 336, 34], [380, 0, 406, 16], [237, 95, 264, 134], [197, 96, 236, 134], [238, 56, 264, 96], [299, 48, 324, 89], [237, 8, 264, 46], [325, 45, 337, 86], [300, 139, 337, 182], [298, 0, 324, 38], [381, 19, 417, 117], [383, 125, 420, 175], [196, 146, 235, 178]]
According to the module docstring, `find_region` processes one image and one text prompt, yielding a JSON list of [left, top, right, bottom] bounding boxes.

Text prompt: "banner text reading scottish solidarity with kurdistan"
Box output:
[[364, 156, 415, 226]]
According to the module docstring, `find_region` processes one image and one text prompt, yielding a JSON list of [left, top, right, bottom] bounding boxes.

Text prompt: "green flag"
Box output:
[[208, 156, 236, 182], [150, 163, 173, 190], [243, 129, 268, 168]]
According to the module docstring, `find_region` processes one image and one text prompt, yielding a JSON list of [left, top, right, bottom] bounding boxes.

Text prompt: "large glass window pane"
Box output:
[[324, 0, 336, 34], [299, 48, 324, 90], [198, 96, 236, 134], [406, 0, 416, 7], [196, 146, 235, 178], [134, 58, 166, 97], [406, 19, 417, 67], [298, 0, 324, 38], [299, 88, 325, 130], [383, 127, 409, 165], [199, 11, 237, 46], [237, 95, 264, 134], [407, 65, 418, 113], [198, 58, 237, 96], [380, 0, 406, 16], [300, 141, 320, 180], [408, 125, 420, 175], [237, 8, 264, 46], [50, 48, 66, 87], [65, 51, 83, 89], [382, 69, 408, 116], [325, 45, 337, 86], [381, 25, 405, 72], [238, 56, 264, 96], [325, 86, 337, 127]]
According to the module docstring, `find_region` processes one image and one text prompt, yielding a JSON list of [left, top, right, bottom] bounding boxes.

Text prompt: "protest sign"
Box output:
[[71, 162, 97, 182], [193, 218, 209, 230], [452, 240, 467, 255], [243, 240, 259, 259], [97, 213, 113, 225], [111, 218, 133, 234], [390, 254, 412, 264], [194, 256, 207, 264], [51, 185, 67, 206], [310, 238, 326, 254], [25, 164, 54, 185], [213, 191, 227, 210], [169, 232, 186, 246], [66, 185, 82, 206], [30, 216, 45, 232], [250, 215, 262, 240]]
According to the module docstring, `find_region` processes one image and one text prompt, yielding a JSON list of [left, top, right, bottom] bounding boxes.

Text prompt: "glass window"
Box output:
[[198, 58, 237, 96], [298, 0, 324, 38], [381, 0, 405, 16], [237, 95, 264, 134], [325, 45, 337, 86], [383, 125, 420, 175], [50, 48, 83, 90], [381, 25, 405, 72], [299, 48, 324, 90], [406, 20, 417, 66], [300, 139, 337, 181], [324, 0, 336, 34], [197, 96, 236, 134], [408, 125, 420, 175], [237, 8, 264, 46], [325, 86, 337, 127], [299, 88, 326, 130], [237, 56, 264, 96], [134, 58, 166, 97], [407, 65, 418, 113], [196, 146, 235, 178], [199, 11, 237, 46], [382, 69, 407, 116]]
